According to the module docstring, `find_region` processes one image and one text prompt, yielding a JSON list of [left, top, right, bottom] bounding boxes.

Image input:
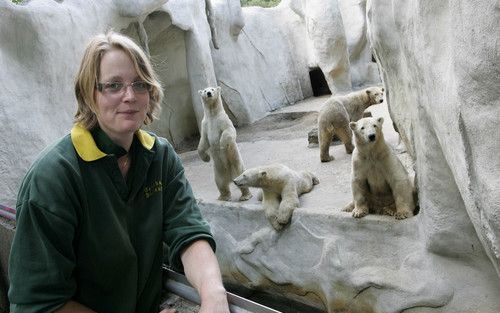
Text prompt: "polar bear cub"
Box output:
[[343, 117, 414, 219], [198, 86, 252, 201], [318, 86, 384, 162], [233, 164, 319, 230]]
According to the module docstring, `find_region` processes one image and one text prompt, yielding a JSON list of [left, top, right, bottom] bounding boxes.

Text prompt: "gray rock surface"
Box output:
[[0, 0, 498, 312], [183, 97, 500, 313], [0, 0, 216, 207], [367, 0, 500, 276], [0, 0, 380, 207], [289, 0, 352, 93], [339, 0, 381, 87]]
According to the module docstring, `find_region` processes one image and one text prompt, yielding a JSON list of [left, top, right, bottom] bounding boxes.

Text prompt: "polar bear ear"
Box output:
[[349, 122, 357, 131], [366, 89, 371, 95], [381, 87, 385, 92], [216, 86, 222, 92], [377, 117, 384, 125], [198, 90, 203, 95], [259, 171, 267, 178]]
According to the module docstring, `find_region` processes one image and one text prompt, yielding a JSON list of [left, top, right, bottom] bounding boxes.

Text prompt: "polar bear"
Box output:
[[197, 86, 252, 201], [233, 164, 319, 230], [342, 117, 414, 219], [318, 86, 384, 162]]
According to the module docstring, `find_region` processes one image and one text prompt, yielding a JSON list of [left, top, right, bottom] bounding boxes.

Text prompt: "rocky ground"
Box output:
[[179, 94, 411, 209], [173, 98, 322, 155], [160, 292, 199, 313], [167, 94, 414, 312]]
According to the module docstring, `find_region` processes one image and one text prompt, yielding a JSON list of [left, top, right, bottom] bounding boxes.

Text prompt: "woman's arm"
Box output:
[[181, 240, 230, 313]]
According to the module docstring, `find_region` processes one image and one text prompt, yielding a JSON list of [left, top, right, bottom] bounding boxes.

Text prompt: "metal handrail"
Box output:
[[0, 204, 15, 221], [162, 266, 282, 313]]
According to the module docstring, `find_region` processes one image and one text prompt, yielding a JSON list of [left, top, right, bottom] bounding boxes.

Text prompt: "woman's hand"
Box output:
[[181, 240, 231, 313], [199, 285, 229, 313]]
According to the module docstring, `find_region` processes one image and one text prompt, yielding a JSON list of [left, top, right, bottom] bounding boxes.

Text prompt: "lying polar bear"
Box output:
[[233, 164, 319, 230]]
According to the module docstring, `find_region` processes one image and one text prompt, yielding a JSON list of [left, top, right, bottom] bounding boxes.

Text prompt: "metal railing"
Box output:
[[0, 205, 15, 221], [162, 266, 281, 313]]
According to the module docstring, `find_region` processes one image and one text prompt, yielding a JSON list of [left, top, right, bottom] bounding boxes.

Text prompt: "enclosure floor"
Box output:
[[180, 93, 405, 212]]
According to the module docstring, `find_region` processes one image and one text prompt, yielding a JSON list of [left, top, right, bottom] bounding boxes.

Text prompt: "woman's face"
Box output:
[[94, 48, 149, 145]]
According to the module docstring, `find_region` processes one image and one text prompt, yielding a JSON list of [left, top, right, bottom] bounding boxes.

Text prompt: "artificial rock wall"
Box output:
[[0, 0, 215, 207], [200, 0, 500, 312], [0, 0, 377, 207], [200, 201, 500, 313], [202, 1, 499, 312], [367, 0, 500, 276], [2, 0, 498, 313]]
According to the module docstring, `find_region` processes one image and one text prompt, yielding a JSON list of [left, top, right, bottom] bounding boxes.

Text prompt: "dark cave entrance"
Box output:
[[309, 67, 331, 97]]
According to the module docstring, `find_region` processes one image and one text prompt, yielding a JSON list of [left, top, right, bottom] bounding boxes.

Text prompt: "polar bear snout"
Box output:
[[351, 117, 385, 145], [233, 175, 246, 187], [374, 95, 384, 104], [198, 86, 220, 99]]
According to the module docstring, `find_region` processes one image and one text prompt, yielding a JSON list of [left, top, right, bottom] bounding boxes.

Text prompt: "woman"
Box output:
[[8, 31, 229, 313]]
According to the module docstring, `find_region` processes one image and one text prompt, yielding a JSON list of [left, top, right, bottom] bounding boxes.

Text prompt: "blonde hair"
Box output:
[[74, 31, 163, 129]]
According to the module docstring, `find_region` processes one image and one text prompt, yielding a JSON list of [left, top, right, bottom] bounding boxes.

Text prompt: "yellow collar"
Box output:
[[70, 124, 155, 161]]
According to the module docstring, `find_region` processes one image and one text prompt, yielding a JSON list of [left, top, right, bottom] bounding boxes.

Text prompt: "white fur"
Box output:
[[343, 117, 414, 219], [234, 164, 319, 230], [318, 86, 384, 162], [197, 86, 252, 201]]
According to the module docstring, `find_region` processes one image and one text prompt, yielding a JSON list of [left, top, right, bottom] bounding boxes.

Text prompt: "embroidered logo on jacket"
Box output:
[[144, 181, 162, 198]]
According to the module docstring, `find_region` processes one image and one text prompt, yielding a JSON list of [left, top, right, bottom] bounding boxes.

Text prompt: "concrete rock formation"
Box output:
[[0, 0, 217, 208], [367, 0, 500, 279], [0, 0, 378, 208], [0, 0, 379, 207], [184, 90, 499, 313], [0, 0, 499, 312], [339, 0, 381, 87]]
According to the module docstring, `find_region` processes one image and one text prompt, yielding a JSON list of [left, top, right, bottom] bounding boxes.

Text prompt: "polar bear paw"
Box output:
[[217, 193, 231, 201], [239, 192, 253, 201], [321, 155, 335, 162], [352, 206, 368, 218], [395, 208, 413, 220], [267, 215, 285, 231], [382, 206, 395, 216]]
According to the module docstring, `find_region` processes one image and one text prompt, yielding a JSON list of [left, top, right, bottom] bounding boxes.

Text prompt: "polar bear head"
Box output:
[[350, 117, 384, 145], [198, 86, 222, 107], [365, 86, 385, 104], [233, 168, 268, 188]]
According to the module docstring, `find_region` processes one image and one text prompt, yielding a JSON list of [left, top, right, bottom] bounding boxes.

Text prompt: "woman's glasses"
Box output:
[[96, 81, 150, 95]]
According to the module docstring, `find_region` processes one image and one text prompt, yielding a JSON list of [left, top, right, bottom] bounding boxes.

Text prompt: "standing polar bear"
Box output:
[[197, 86, 252, 201], [233, 164, 319, 230], [318, 86, 384, 162], [343, 117, 414, 219]]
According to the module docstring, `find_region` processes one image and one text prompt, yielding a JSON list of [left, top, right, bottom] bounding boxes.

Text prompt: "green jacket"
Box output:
[[8, 125, 215, 313]]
